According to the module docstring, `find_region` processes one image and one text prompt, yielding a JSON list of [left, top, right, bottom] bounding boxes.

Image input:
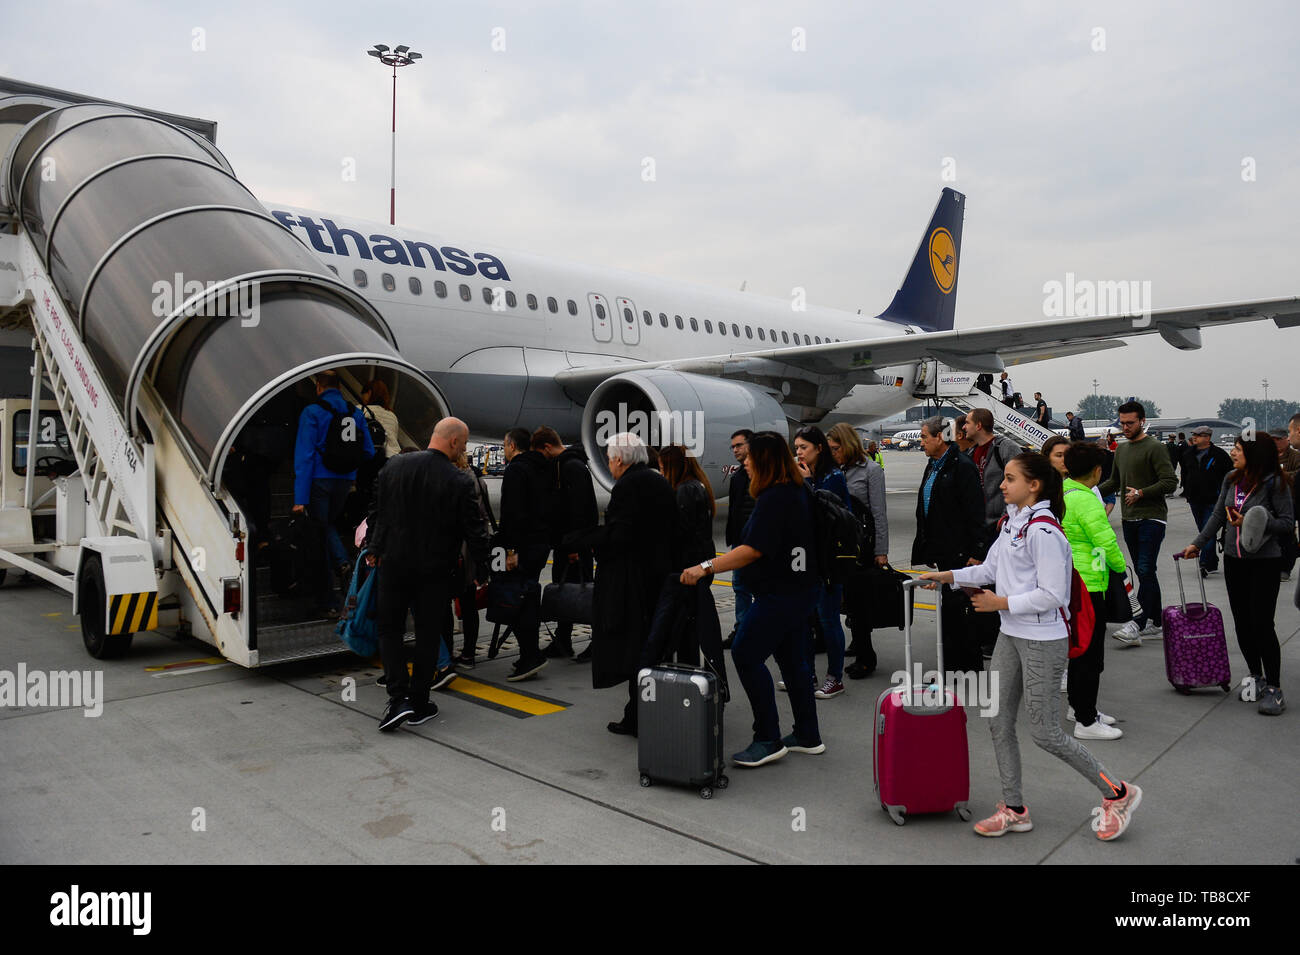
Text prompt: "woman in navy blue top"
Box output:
[[680, 432, 822, 766], [794, 426, 851, 700]]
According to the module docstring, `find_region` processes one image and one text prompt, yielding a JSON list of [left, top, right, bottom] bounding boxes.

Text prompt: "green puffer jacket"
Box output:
[[1062, 479, 1127, 592]]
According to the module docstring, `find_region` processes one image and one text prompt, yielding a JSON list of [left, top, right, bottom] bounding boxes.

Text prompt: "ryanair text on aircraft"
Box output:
[[268, 211, 510, 280]]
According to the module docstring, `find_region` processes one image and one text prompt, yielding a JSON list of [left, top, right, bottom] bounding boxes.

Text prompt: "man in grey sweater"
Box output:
[[1098, 401, 1178, 644]]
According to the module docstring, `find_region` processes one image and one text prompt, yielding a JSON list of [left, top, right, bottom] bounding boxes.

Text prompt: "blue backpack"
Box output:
[[336, 550, 379, 656]]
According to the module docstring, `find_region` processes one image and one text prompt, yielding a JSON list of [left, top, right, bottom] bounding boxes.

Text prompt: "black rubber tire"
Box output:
[[716, 774, 730, 790], [1174, 685, 1191, 695], [699, 787, 713, 800], [639, 774, 652, 788], [1220, 682, 1231, 693], [80, 554, 133, 659]]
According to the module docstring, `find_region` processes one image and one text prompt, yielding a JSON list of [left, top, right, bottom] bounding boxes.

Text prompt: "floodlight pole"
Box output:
[[367, 44, 422, 226]]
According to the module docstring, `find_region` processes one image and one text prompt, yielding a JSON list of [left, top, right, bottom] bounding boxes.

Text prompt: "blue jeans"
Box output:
[[1121, 519, 1166, 629], [731, 588, 820, 744], [732, 581, 752, 630], [308, 478, 352, 605], [806, 582, 846, 680], [1188, 501, 1218, 571]]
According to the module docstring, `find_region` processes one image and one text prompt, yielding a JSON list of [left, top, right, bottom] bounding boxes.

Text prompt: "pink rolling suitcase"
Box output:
[[873, 579, 971, 825], [1162, 554, 1231, 694]]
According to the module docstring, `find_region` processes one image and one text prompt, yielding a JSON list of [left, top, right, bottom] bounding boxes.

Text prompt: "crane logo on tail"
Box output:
[[928, 227, 956, 294]]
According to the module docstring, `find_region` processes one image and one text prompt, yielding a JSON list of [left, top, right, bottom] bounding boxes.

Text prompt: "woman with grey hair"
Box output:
[[573, 432, 677, 735]]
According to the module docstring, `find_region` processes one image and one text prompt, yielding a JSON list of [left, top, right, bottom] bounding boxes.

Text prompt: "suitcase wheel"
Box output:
[[639, 774, 652, 788], [699, 786, 713, 800], [1174, 685, 1191, 695], [1220, 682, 1231, 693], [956, 806, 972, 822], [716, 774, 730, 790], [884, 804, 905, 826]]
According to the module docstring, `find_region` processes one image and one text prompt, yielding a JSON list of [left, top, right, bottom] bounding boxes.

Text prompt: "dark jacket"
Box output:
[[673, 479, 716, 568], [1067, 416, 1085, 440], [553, 445, 599, 546], [725, 464, 756, 547], [913, 445, 987, 569], [578, 463, 677, 689], [1181, 444, 1232, 508], [367, 449, 490, 580], [495, 449, 553, 551], [1193, 472, 1295, 560]]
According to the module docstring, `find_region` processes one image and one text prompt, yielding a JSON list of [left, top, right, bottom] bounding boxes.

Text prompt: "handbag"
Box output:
[[335, 550, 379, 657], [454, 583, 489, 618], [486, 575, 536, 625], [845, 562, 910, 631], [541, 561, 594, 625], [1103, 570, 1134, 624]]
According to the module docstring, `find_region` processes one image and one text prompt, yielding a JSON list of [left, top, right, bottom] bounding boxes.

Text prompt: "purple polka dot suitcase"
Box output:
[[1161, 555, 1231, 694]]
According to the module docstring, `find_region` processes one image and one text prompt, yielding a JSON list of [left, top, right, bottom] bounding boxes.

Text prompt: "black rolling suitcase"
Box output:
[[636, 663, 728, 799]]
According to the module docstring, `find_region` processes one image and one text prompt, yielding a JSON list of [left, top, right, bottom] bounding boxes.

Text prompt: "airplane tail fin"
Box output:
[[876, 187, 965, 332]]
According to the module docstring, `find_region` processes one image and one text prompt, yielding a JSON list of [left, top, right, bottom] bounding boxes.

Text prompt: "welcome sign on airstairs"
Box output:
[[913, 361, 1062, 448]]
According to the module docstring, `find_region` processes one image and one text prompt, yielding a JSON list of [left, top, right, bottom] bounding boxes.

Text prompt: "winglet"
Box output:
[[876, 188, 965, 332]]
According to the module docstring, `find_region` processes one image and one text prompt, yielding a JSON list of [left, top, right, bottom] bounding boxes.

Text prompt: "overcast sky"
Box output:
[[8, 0, 1298, 418]]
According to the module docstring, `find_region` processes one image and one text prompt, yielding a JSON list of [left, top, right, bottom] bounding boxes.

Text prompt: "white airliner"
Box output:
[[264, 191, 1300, 487]]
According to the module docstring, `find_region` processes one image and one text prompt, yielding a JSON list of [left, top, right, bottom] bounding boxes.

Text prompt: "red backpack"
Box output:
[[998, 512, 1095, 659]]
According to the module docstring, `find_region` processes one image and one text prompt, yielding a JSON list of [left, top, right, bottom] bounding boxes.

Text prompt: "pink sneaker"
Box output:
[[973, 802, 1033, 837], [1092, 782, 1142, 841]]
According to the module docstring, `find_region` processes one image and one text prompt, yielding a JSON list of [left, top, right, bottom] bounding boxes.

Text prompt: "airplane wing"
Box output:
[[555, 296, 1300, 402]]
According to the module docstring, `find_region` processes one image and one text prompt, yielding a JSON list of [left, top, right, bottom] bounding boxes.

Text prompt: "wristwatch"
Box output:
[[700, 559, 714, 574]]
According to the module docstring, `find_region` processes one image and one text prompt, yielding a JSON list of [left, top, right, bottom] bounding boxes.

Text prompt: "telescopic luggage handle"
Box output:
[[1171, 553, 1209, 619], [902, 578, 942, 701]]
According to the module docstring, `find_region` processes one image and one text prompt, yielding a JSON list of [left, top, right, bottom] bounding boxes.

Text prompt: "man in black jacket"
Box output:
[[495, 426, 555, 681], [724, 429, 755, 646], [534, 427, 598, 659], [1181, 426, 1232, 576], [913, 417, 988, 673], [368, 417, 490, 731]]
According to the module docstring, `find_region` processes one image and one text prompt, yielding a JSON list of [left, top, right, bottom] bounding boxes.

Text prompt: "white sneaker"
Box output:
[[1112, 621, 1142, 647], [1238, 675, 1258, 703], [1067, 707, 1118, 725], [777, 680, 787, 692], [1138, 623, 1162, 638], [1074, 720, 1124, 740]]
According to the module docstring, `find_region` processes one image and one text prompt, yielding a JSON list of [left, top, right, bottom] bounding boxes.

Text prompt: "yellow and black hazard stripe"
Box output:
[[108, 591, 158, 635]]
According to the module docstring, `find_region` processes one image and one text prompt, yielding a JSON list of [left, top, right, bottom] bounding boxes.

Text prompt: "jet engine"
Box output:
[[580, 369, 789, 491]]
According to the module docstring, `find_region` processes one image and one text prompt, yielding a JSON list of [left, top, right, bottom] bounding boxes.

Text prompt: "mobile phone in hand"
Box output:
[[961, 586, 986, 597]]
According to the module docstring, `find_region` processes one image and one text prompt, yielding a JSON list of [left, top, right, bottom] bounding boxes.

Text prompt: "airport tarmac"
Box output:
[[0, 449, 1295, 865]]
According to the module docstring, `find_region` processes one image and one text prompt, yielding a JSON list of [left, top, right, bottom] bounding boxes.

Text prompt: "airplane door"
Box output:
[[588, 292, 613, 343], [616, 296, 640, 346]]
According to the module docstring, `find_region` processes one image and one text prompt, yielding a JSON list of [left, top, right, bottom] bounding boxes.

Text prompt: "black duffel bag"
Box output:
[[843, 561, 912, 631], [1103, 570, 1134, 624], [541, 563, 594, 625], [486, 575, 538, 625]]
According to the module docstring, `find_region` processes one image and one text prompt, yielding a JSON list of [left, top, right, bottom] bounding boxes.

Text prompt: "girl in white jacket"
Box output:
[[922, 451, 1143, 842]]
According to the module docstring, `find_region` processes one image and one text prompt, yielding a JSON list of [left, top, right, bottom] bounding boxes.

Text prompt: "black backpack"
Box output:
[[316, 398, 366, 473], [361, 405, 388, 459], [807, 485, 862, 585], [848, 494, 877, 559]]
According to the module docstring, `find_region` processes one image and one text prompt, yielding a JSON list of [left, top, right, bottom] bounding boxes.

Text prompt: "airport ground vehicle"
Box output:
[[0, 90, 447, 665]]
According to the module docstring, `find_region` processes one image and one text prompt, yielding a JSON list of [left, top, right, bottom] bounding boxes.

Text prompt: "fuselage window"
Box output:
[[803, 334, 811, 345], [409, 276, 422, 295], [704, 319, 713, 333], [690, 317, 699, 331], [657, 312, 667, 327], [745, 325, 753, 339], [527, 293, 538, 310], [770, 328, 777, 341], [782, 331, 789, 344], [642, 309, 652, 325], [719, 323, 727, 336], [435, 280, 447, 298], [482, 287, 494, 305], [596, 303, 607, 320], [547, 296, 558, 313], [674, 315, 684, 330], [757, 327, 765, 341], [567, 299, 578, 315], [731, 323, 740, 337], [460, 284, 472, 302], [815, 335, 822, 344], [353, 269, 368, 288], [506, 290, 517, 308], [624, 307, 634, 324], [381, 273, 396, 291]]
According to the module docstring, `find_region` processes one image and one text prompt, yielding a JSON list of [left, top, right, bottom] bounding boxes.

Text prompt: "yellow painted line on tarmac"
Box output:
[[145, 657, 227, 673], [444, 676, 567, 716], [42, 611, 63, 618]]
